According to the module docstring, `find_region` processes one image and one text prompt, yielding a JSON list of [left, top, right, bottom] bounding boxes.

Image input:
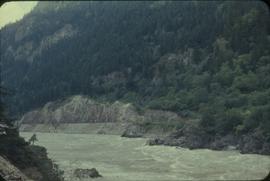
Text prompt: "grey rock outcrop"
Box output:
[[209, 135, 238, 151], [0, 156, 34, 181], [13, 21, 77, 63], [73, 168, 102, 178], [121, 124, 145, 138], [19, 95, 184, 136], [147, 120, 212, 149], [147, 123, 270, 155], [147, 137, 165, 145], [238, 130, 270, 155], [20, 95, 136, 124]]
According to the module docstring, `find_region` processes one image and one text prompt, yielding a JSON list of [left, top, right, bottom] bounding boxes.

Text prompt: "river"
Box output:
[[20, 132, 270, 181]]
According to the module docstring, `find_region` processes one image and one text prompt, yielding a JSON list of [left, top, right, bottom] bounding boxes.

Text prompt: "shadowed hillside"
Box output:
[[0, 87, 64, 180]]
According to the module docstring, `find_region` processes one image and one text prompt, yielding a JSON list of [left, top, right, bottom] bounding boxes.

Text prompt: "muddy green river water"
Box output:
[[20, 132, 270, 181]]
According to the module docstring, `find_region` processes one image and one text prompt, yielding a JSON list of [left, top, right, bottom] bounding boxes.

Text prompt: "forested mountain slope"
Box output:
[[1, 1, 270, 147]]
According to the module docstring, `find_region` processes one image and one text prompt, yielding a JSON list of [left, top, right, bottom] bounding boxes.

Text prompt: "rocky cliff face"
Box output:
[[21, 95, 122, 124], [19, 95, 184, 135]]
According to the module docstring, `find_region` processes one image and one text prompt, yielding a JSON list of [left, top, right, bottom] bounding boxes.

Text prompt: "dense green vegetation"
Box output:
[[1, 1, 270, 139]]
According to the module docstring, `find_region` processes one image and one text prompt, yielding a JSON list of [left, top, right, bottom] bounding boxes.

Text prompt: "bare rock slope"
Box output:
[[19, 95, 184, 135], [0, 156, 33, 181]]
